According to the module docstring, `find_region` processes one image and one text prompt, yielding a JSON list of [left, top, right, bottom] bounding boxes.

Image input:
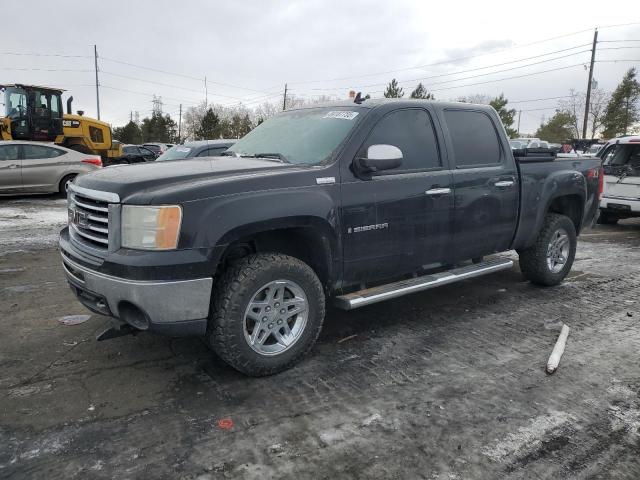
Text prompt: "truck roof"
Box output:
[[290, 98, 496, 112], [0, 84, 65, 93]]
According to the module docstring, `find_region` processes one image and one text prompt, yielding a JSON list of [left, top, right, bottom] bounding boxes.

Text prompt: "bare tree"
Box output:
[[456, 94, 491, 104], [587, 88, 609, 139], [558, 88, 610, 139], [558, 89, 583, 138]]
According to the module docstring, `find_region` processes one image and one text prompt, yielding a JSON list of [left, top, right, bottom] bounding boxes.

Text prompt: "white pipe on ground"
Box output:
[[546, 324, 570, 374]]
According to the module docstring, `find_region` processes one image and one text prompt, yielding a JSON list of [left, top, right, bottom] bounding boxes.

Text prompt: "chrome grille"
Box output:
[[68, 185, 119, 253]]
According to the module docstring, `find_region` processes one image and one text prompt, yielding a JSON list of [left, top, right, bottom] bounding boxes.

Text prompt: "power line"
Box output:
[[289, 29, 598, 85], [0, 51, 90, 58], [305, 47, 592, 92], [355, 63, 587, 96], [0, 67, 92, 72], [509, 95, 575, 104], [100, 56, 272, 94]]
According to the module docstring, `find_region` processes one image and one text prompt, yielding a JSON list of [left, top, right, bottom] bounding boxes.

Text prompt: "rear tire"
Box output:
[[207, 253, 325, 376], [597, 211, 619, 225], [518, 213, 577, 286], [59, 174, 76, 194]]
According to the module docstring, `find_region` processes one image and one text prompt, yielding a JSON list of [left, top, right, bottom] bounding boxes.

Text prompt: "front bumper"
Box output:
[[60, 248, 213, 336]]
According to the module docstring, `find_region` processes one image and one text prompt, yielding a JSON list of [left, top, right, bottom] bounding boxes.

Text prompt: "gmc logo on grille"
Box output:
[[68, 208, 89, 228]]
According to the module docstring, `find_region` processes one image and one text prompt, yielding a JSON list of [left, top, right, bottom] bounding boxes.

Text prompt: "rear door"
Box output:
[[0, 144, 22, 192], [340, 107, 454, 285], [20, 144, 68, 192], [440, 108, 519, 262]]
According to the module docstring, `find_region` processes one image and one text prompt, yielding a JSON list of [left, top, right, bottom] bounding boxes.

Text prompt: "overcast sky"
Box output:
[[2, 0, 639, 133]]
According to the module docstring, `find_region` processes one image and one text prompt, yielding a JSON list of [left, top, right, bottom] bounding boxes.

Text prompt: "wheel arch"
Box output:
[[215, 216, 340, 291]]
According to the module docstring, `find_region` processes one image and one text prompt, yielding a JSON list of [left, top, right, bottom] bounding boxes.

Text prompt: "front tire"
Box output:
[[518, 213, 577, 286], [207, 253, 325, 376]]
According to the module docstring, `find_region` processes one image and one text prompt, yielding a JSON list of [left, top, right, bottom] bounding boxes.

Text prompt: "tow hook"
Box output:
[[96, 319, 139, 341]]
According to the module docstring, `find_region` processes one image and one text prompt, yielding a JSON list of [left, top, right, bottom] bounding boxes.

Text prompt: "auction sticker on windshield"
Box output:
[[323, 111, 359, 120]]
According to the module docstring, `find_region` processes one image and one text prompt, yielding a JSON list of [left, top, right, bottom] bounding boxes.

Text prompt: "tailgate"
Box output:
[[604, 175, 640, 199]]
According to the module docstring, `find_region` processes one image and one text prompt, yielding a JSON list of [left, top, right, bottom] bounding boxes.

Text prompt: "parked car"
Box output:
[[584, 143, 604, 157], [156, 140, 236, 161], [0, 140, 101, 195], [121, 145, 157, 163], [597, 136, 640, 224], [59, 100, 601, 376], [142, 143, 173, 156]]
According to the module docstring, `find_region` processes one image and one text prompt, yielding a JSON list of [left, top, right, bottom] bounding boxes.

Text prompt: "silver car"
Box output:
[[0, 141, 102, 195]]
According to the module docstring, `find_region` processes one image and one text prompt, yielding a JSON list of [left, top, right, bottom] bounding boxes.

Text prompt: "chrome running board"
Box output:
[[334, 258, 513, 310]]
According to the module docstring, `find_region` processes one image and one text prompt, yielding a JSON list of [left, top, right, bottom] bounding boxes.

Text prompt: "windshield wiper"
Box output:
[[223, 151, 291, 163], [242, 153, 290, 164]]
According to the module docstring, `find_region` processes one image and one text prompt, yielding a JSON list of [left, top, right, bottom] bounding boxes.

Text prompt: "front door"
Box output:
[[440, 108, 519, 263], [340, 107, 454, 286], [0, 144, 22, 192]]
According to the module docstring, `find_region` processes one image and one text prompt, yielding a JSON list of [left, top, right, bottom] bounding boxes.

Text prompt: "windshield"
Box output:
[[156, 145, 193, 161], [226, 107, 364, 165]]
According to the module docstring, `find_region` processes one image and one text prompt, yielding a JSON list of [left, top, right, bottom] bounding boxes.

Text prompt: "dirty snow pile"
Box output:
[[0, 198, 68, 254]]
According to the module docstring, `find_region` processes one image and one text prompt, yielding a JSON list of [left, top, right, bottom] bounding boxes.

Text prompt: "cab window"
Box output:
[[360, 108, 441, 172], [4, 87, 27, 119]]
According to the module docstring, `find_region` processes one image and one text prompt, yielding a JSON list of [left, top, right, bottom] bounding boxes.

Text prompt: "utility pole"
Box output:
[[582, 28, 598, 139], [130, 111, 133, 122], [204, 76, 208, 108], [517, 110, 521, 136], [178, 104, 182, 143], [94, 44, 100, 120], [282, 83, 288, 111]]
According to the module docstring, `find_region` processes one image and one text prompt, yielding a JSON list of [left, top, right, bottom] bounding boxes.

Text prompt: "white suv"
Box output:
[[598, 136, 640, 224]]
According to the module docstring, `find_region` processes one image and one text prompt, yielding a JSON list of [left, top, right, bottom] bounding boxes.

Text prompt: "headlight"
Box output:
[[121, 205, 182, 250]]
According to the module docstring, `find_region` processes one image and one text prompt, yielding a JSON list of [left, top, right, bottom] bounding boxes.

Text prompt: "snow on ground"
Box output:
[[0, 196, 68, 254]]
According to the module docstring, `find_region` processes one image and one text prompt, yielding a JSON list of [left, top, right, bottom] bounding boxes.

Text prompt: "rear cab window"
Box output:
[[443, 109, 503, 168]]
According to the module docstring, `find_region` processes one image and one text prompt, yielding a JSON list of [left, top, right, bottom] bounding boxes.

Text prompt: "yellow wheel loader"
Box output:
[[0, 84, 122, 160]]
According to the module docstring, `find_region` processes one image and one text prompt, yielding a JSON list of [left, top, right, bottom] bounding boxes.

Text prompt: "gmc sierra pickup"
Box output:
[[59, 100, 603, 376]]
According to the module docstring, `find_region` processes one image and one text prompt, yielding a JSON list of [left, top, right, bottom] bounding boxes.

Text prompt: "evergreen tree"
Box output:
[[195, 108, 221, 139], [535, 110, 576, 143], [383, 79, 404, 98], [410, 83, 434, 100], [602, 68, 640, 137], [240, 114, 253, 137], [140, 111, 177, 143], [489, 93, 518, 138], [113, 121, 142, 144]]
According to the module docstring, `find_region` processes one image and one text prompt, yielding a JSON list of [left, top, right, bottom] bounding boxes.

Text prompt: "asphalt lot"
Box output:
[[1, 195, 639, 479]]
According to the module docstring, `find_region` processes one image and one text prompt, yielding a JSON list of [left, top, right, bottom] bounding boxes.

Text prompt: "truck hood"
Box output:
[[75, 157, 308, 204]]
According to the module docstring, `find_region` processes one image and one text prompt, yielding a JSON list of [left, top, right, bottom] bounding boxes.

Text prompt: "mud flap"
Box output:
[[96, 318, 138, 341]]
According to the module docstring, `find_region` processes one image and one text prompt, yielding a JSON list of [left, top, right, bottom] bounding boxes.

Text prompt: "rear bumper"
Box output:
[[60, 249, 212, 336], [600, 196, 640, 215]]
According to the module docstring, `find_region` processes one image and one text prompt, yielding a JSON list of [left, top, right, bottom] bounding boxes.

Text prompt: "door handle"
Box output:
[[5, 164, 19, 169], [425, 188, 451, 195], [494, 180, 514, 188]]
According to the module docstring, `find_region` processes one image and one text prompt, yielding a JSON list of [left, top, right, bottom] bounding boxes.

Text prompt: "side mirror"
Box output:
[[357, 144, 403, 172]]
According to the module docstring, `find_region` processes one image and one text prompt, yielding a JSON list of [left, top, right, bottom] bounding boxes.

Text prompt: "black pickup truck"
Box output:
[[59, 100, 602, 376]]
